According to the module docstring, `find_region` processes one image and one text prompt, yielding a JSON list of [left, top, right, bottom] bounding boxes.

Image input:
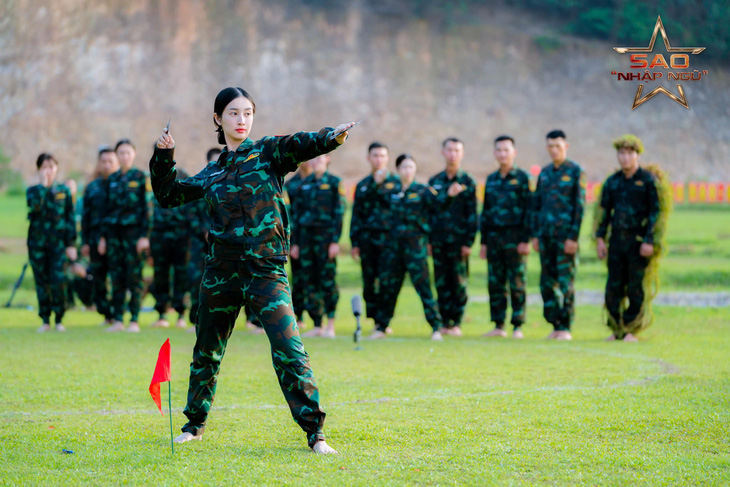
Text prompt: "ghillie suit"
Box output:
[[593, 163, 672, 338]]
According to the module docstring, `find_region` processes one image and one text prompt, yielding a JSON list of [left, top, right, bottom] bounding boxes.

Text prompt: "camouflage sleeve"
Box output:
[[149, 147, 206, 209], [64, 186, 77, 248], [80, 190, 91, 246], [531, 174, 542, 238], [479, 181, 490, 244], [140, 174, 151, 239], [643, 175, 661, 245], [463, 177, 478, 247], [569, 168, 586, 241], [290, 187, 301, 247], [26, 186, 43, 218], [595, 178, 612, 239], [349, 184, 363, 249], [264, 128, 340, 175], [332, 181, 345, 243], [519, 175, 532, 243]]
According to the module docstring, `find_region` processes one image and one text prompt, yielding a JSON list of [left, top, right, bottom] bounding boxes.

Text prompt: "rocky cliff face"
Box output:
[[1, 0, 727, 183]]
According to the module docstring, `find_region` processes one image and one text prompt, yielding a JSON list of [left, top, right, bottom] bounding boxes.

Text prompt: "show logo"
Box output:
[[612, 16, 707, 109]]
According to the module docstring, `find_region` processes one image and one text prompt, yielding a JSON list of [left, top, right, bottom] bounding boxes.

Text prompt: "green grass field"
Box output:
[[1, 194, 729, 485]]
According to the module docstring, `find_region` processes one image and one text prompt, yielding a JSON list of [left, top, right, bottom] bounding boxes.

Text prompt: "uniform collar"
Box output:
[[221, 138, 254, 166]]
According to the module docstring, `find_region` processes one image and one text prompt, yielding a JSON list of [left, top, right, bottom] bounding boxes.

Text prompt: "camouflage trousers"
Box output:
[[289, 249, 305, 321], [358, 229, 390, 326], [182, 256, 326, 448], [107, 226, 144, 322], [187, 239, 206, 325], [29, 245, 68, 324], [89, 244, 113, 320], [299, 228, 338, 327], [605, 233, 648, 338], [486, 230, 527, 328], [151, 230, 190, 318], [431, 241, 469, 328], [379, 235, 442, 332], [538, 237, 577, 331]]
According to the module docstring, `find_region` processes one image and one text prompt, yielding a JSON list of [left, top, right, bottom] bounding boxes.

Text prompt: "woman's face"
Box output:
[[397, 158, 417, 184], [39, 159, 58, 183], [116, 144, 136, 171], [216, 96, 254, 146]]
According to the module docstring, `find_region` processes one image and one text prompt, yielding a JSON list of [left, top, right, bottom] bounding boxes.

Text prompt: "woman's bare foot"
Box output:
[[312, 440, 337, 454], [623, 333, 638, 342]]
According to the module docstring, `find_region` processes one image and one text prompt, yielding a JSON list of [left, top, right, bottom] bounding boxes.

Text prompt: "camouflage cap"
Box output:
[[612, 134, 644, 154]]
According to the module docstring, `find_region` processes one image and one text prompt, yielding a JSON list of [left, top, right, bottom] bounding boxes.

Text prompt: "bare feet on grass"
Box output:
[[555, 330, 572, 341], [483, 328, 507, 338], [368, 330, 386, 340], [623, 333, 638, 342], [312, 441, 337, 454], [152, 319, 169, 328], [302, 327, 323, 338]]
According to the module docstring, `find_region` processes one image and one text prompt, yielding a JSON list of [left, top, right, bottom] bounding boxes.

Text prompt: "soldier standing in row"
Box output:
[[370, 154, 462, 341], [150, 168, 192, 329], [428, 138, 478, 336], [479, 135, 532, 339], [100, 139, 151, 333], [293, 154, 345, 338], [595, 135, 660, 342], [27, 153, 77, 332], [531, 130, 585, 340], [350, 142, 399, 332], [284, 159, 314, 330], [81, 148, 119, 325]]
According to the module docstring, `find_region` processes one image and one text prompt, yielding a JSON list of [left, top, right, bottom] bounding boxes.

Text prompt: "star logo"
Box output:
[[614, 16, 706, 109]]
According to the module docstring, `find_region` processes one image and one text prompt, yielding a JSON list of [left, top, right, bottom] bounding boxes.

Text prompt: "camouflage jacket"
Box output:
[[480, 166, 532, 243], [26, 183, 76, 250], [531, 159, 586, 241], [291, 171, 345, 245], [102, 167, 151, 239], [427, 170, 478, 247], [151, 169, 191, 236], [350, 172, 400, 248], [81, 177, 107, 247], [150, 128, 340, 261], [595, 167, 660, 244], [369, 179, 451, 239]]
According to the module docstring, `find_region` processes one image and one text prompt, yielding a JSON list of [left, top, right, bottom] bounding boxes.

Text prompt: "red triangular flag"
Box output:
[[149, 338, 171, 415]]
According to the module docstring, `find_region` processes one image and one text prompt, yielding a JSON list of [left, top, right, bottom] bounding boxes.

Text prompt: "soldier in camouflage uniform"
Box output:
[[100, 139, 151, 333], [186, 148, 220, 333], [479, 136, 532, 339], [81, 148, 119, 325], [428, 138, 478, 337], [291, 154, 344, 338], [595, 135, 660, 342], [152, 87, 352, 454], [350, 142, 399, 332], [284, 160, 314, 329], [27, 153, 77, 332], [150, 168, 192, 329], [369, 154, 462, 341], [531, 130, 586, 340]]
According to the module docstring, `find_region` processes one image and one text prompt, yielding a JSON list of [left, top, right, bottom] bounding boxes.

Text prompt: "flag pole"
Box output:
[[168, 381, 174, 454]]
